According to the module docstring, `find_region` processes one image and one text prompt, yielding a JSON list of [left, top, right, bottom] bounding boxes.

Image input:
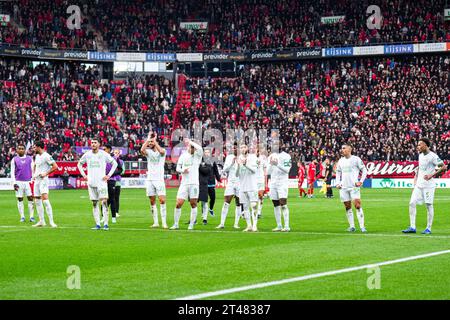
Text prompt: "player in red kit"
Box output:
[[297, 161, 306, 197], [307, 160, 317, 198]]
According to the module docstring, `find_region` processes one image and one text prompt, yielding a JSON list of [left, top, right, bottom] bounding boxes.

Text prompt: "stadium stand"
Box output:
[[0, 0, 448, 51], [1, 54, 448, 174]]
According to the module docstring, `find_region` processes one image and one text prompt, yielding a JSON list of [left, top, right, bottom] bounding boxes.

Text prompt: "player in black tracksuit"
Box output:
[[324, 157, 334, 198], [198, 149, 221, 225]]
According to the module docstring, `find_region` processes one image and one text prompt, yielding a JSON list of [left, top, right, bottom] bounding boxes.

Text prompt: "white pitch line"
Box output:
[[175, 249, 450, 300], [1, 225, 450, 239]]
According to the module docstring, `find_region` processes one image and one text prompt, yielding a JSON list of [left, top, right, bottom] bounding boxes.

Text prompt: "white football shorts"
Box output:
[[15, 181, 32, 198], [177, 184, 199, 200], [146, 180, 166, 197]]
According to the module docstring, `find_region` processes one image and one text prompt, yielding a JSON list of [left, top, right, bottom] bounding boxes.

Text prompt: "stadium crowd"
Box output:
[[0, 0, 448, 51], [0, 58, 175, 173], [179, 54, 450, 162], [1, 53, 448, 177]]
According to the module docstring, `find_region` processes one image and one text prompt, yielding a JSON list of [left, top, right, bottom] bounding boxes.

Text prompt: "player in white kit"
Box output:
[[140, 132, 167, 229], [171, 138, 203, 230], [256, 148, 268, 219], [236, 144, 259, 232], [32, 141, 58, 228], [402, 138, 447, 234], [267, 151, 292, 232], [335, 144, 368, 232], [216, 144, 243, 229], [77, 138, 118, 230]]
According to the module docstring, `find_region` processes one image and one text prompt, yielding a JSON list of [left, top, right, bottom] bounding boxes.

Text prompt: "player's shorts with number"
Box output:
[[269, 185, 289, 200], [224, 181, 240, 197], [410, 186, 435, 205], [15, 181, 32, 198], [88, 183, 108, 201], [339, 187, 361, 202], [239, 190, 258, 204], [146, 180, 166, 197], [177, 184, 199, 200], [33, 178, 49, 196]]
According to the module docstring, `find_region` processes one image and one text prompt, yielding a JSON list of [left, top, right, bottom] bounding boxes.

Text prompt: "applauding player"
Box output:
[[77, 138, 118, 230]]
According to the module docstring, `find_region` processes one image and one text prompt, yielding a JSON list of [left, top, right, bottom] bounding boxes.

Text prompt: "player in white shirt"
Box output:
[[171, 138, 203, 230], [236, 144, 259, 232], [77, 138, 118, 230], [267, 151, 292, 232], [140, 132, 167, 229], [402, 138, 447, 234], [32, 141, 58, 228], [216, 144, 243, 229], [335, 144, 368, 232], [256, 148, 268, 219]]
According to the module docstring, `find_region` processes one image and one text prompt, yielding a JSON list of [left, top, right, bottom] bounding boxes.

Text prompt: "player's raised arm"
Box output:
[[140, 132, 152, 157], [153, 139, 166, 157], [189, 140, 203, 158], [176, 154, 184, 174]]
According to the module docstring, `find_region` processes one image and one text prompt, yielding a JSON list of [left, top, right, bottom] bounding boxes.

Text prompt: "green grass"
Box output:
[[0, 188, 449, 300]]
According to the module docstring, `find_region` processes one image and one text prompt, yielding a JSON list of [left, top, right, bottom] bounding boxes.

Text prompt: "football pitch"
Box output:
[[0, 188, 449, 300]]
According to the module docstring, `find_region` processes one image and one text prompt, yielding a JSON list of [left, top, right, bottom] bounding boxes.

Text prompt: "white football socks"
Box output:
[[35, 199, 45, 224], [28, 201, 34, 218], [160, 203, 167, 226], [409, 203, 416, 229], [101, 202, 109, 225], [174, 208, 181, 227], [201, 201, 208, 221], [281, 205, 290, 229], [346, 209, 355, 228], [93, 203, 101, 226], [356, 208, 364, 229], [17, 201, 24, 218], [234, 205, 241, 226], [243, 208, 252, 228], [251, 203, 258, 230], [43, 200, 54, 225], [151, 205, 159, 225], [274, 206, 282, 228], [426, 204, 434, 230], [190, 207, 198, 226], [220, 202, 230, 226]]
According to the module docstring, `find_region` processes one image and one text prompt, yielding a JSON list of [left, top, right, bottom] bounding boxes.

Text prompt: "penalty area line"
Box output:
[[175, 249, 450, 300]]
